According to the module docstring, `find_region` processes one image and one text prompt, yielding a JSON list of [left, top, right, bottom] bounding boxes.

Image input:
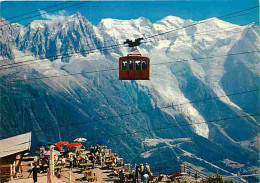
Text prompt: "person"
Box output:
[[158, 174, 164, 181], [57, 158, 62, 166], [62, 156, 66, 167], [119, 170, 125, 183], [100, 156, 104, 167], [143, 174, 149, 183], [195, 171, 198, 180], [145, 163, 151, 175], [149, 173, 155, 182], [19, 165, 23, 177], [76, 150, 80, 157], [28, 163, 38, 183], [54, 155, 58, 164], [140, 163, 144, 180], [55, 167, 61, 179], [73, 156, 77, 167], [132, 169, 136, 183], [135, 164, 139, 183], [69, 159, 73, 170], [90, 146, 94, 153], [85, 156, 89, 163], [39, 146, 45, 159], [113, 157, 117, 166]]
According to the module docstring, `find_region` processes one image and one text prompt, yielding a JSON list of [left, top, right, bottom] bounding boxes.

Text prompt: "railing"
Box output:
[[186, 165, 208, 179], [154, 164, 208, 180], [154, 165, 180, 176]]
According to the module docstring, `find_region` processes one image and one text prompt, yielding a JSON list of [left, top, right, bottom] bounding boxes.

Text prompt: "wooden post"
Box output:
[[181, 164, 185, 173], [47, 169, 49, 183], [47, 168, 52, 183], [10, 164, 13, 181], [49, 145, 55, 177], [69, 171, 72, 183]]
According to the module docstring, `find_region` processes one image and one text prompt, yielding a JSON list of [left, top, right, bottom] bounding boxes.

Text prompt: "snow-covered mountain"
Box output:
[[0, 12, 259, 181]]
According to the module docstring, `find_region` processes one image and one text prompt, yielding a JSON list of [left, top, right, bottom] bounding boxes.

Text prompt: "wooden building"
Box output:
[[0, 132, 31, 182]]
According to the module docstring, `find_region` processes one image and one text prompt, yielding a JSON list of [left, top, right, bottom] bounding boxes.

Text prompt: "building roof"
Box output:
[[0, 132, 31, 158]]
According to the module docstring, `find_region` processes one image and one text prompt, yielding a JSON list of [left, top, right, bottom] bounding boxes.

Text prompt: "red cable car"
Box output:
[[119, 38, 150, 80], [119, 50, 150, 80]]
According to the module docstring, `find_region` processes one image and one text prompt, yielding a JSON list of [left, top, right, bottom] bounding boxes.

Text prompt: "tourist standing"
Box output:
[[28, 163, 38, 183], [140, 163, 144, 180], [135, 164, 139, 183], [145, 163, 151, 175]]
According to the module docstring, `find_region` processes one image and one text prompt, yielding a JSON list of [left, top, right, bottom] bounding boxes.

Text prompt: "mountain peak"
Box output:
[[0, 17, 7, 26], [29, 20, 47, 29], [153, 15, 185, 30], [160, 15, 184, 22], [204, 17, 237, 28], [98, 17, 152, 28], [71, 11, 83, 19], [136, 16, 150, 22]]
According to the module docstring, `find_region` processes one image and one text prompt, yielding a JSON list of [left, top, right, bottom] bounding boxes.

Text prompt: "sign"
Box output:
[[0, 165, 11, 180]]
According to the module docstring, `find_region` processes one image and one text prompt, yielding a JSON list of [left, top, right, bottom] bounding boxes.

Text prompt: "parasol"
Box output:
[[67, 143, 82, 148], [55, 141, 69, 146], [74, 138, 87, 143], [55, 145, 62, 151], [45, 150, 61, 156]]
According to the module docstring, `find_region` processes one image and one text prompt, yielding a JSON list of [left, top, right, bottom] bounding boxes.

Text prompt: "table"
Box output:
[[86, 175, 97, 181], [113, 167, 123, 170], [80, 163, 93, 166], [77, 157, 82, 161], [124, 172, 131, 180], [124, 172, 131, 175], [105, 160, 113, 163], [54, 166, 62, 169], [80, 163, 94, 169], [83, 170, 92, 173], [83, 170, 93, 177]]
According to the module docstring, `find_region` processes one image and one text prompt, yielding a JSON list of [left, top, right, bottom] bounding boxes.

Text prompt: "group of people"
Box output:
[[29, 142, 157, 182], [131, 163, 153, 183], [116, 162, 154, 183], [89, 145, 124, 168], [88, 145, 155, 182]]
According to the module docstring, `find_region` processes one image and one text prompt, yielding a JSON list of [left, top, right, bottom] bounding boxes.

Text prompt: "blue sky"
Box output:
[[0, 1, 258, 26]]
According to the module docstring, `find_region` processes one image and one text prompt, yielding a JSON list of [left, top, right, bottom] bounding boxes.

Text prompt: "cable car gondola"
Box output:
[[119, 38, 150, 80]]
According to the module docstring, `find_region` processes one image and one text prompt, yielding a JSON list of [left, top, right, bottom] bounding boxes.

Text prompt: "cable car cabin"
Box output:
[[119, 53, 150, 80]]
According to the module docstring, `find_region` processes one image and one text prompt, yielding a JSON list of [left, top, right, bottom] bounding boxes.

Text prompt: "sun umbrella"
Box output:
[[45, 150, 61, 156], [55, 145, 62, 151], [55, 141, 69, 146], [74, 138, 87, 143], [67, 143, 82, 148]]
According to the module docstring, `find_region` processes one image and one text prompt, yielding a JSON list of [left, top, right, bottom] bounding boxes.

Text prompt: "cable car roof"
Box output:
[[127, 47, 142, 56]]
